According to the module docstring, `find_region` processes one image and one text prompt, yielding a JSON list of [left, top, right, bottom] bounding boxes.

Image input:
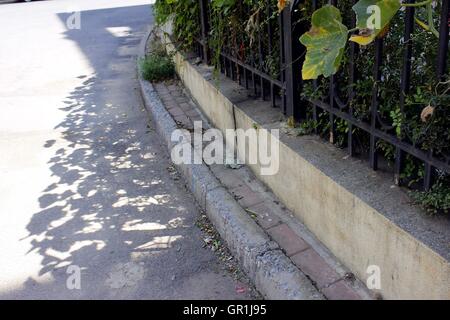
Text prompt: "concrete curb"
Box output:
[[137, 26, 323, 300]]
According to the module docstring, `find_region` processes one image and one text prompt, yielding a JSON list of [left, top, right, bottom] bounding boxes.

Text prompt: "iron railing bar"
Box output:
[[309, 99, 450, 172], [348, 0, 358, 157], [369, 39, 383, 170], [395, 0, 415, 186], [258, 9, 266, 100], [437, 0, 449, 78], [219, 52, 284, 88]]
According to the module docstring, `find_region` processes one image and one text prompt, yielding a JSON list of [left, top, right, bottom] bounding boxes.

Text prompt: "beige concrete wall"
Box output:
[[164, 37, 450, 299]]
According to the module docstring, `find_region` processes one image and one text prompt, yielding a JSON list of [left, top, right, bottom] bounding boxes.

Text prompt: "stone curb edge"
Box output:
[[137, 26, 323, 300]]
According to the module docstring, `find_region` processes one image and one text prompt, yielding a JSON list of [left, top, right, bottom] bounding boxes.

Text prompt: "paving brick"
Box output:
[[291, 248, 340, 289], [158, 92, 172, 100], [167, 84, 179, 92], [247, 202, 281, 229], [185, 108, 200, 118], [164, 100, 179, 111], [230, 184, 263, 208], [179, 102, 194, 112], [186, 111, 203, 123], [170, 90, 182, 97], [322, 280, 361, 300], [210, 165, 244, 188], [174, 114, 193, 130], [175, 96, 188, 104], [154, 83, 169, 94], [168, 106, 184, 117], [161, 96, 176, 107], [267, 224, 309, 256]]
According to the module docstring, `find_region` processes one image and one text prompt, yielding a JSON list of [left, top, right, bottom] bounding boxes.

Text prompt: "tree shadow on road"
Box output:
[[0, 4, 230, 299]]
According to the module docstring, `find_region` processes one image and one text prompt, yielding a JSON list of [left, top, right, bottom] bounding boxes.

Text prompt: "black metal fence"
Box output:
[[194, 0, 449, 191]]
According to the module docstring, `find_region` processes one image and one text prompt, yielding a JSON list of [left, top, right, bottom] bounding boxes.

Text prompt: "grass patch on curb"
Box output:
[[140, 53, 175, 82], [410, 182, 450, 215]]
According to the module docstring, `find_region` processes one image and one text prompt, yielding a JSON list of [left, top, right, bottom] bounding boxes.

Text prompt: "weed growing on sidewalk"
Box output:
[[140, 54, 174, 82]]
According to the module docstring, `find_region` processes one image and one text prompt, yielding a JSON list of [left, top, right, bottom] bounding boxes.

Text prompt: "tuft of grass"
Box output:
[[286, 116, 296, 128], [410, 182, 450, 215], [140, 53, 175, 82]]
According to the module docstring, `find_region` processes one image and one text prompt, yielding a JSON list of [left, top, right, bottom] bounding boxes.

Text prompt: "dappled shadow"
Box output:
[[1, 4, 224, 299]]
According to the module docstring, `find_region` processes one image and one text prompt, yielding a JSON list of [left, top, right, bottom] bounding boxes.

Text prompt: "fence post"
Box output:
[[199, 0, 210, 64], [437, 0, 449, 78], [281, 2, 305, 120]]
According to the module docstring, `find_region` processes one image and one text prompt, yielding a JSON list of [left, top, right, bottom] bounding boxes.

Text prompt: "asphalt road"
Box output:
[[0, 0, 253, 299]]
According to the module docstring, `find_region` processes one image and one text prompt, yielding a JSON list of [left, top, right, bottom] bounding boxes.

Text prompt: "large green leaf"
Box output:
[[350, 0, 401, 45], [299, 5, 348, 80]]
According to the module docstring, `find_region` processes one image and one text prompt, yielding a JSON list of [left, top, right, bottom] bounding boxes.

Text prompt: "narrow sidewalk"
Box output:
[[151, 79, 372, 300]]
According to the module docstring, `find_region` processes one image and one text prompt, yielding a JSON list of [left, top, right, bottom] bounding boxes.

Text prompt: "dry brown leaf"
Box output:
[[420, 105, 434, 122], [277, 0, 289, 13]]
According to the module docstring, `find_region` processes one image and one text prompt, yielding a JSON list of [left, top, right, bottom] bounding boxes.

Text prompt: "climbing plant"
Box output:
[[299, 0, 440, 80], [154, 0, 200, 49], [299, 0, 449, 214], [152, 0, 449, 214]]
